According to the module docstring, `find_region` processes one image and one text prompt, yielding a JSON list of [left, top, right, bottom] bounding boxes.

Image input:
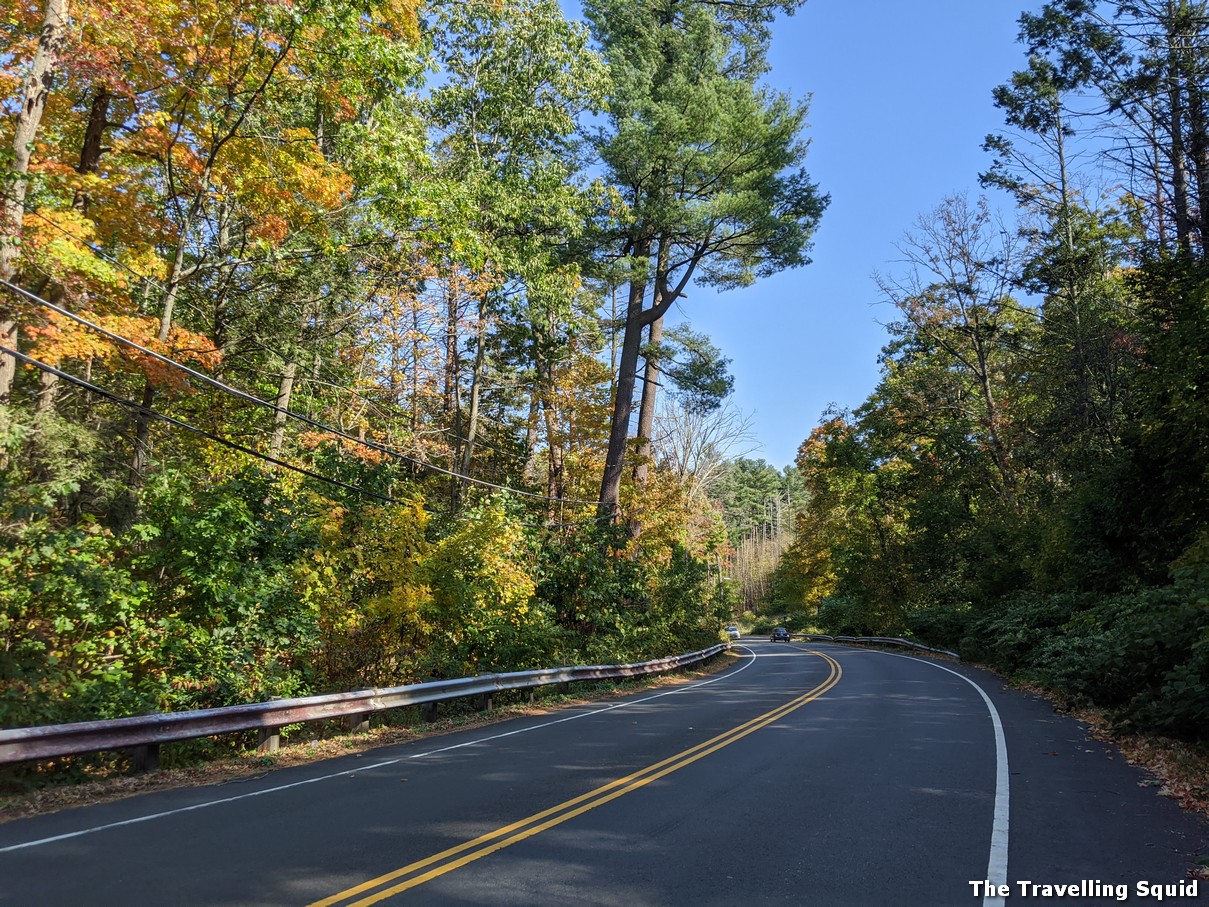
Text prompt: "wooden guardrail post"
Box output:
[[347, 712, 370, 734], [129, 743, 159, 773], [257, 697, 283, 754], [473, 674, 492, 713], [257, 726, 280, 754]]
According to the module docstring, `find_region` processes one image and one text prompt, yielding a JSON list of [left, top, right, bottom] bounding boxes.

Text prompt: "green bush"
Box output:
[[904, 602, 972, 651], [1028, 587, 1207, 738], [961, 582, 1208, 741], [0, 522, 152, 727], [960, 592, 1086, 674]]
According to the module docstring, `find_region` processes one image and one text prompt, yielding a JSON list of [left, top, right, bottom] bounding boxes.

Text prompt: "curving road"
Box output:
[[1, 640, 1205, 905]]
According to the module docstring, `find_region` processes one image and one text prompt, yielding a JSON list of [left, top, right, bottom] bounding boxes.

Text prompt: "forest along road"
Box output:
[[1, 643, 1206, 907]]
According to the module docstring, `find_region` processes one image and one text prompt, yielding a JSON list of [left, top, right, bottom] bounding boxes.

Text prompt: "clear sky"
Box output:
[[657, 1, 1034, 469]]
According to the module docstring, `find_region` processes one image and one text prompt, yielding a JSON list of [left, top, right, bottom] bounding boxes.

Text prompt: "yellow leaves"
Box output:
[[211, 129, 354, 247], [120, 245, 170, 284], [19, 208, 123, 291], [424, 504, 537, 665], [302, 500, 435, 668], [626, 466, 696, 560], [367, 581, 431, 629], [370, 0, 422, 44]]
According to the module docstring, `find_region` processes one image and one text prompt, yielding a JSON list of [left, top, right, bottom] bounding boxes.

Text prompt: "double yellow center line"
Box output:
[[312, 649, 842, 906]]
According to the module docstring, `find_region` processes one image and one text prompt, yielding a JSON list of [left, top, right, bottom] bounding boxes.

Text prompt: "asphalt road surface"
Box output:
[[2, 640, 1206, 906]]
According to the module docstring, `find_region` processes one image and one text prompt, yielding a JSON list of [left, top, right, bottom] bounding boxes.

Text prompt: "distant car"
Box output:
[[725, 626, 741, 640], [770, 627, 791, 642]]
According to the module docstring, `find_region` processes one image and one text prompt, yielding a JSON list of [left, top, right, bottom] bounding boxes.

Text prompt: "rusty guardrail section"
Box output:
[[800, 633, 959, 659], [0, 644, 730, 766]]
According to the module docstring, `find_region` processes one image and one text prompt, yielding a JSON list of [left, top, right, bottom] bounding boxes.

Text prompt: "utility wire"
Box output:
[[3, 347, 590, 530], [0, 192, 559, 476], [0, 278, 606, 507], [0, 344, 404, 505], [0, 195, 523, 458], [0, 191, 594, 500]]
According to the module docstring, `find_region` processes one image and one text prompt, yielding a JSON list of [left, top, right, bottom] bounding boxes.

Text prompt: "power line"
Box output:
[[3, 194, 530, 465], [0, 278, 606, 507], [4, 346, 591, 531], [0, 190, 598, 503], [0, 344, 404, 506]]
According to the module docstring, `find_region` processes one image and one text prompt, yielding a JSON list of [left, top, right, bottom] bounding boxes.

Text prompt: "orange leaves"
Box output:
[[251, 214, 289, 244], [298, 432, 391, 467], [25, 310, 221, 390]]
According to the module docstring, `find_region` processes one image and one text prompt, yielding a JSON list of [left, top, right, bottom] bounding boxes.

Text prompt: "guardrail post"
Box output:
[[347, 713, 370, 734], [258, 697, 283, 753], [473, 674, 492, 713], [418, 678, 440, 722], [129, 743, 159, 773], [257, 726, 280, 754]]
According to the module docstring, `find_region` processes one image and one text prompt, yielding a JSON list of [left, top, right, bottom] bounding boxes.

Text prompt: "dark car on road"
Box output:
[[770, 627, 791, 642]]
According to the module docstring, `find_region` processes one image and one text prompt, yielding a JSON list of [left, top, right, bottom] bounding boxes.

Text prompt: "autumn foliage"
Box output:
[[1, 0, 750, 773]]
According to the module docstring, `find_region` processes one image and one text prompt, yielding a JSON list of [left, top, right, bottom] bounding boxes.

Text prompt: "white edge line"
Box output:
[[0, 650, 757, 854], [869, 650, 1009, 907]]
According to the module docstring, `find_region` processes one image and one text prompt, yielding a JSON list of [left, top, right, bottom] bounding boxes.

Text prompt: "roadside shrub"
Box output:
[[964, 581, 1208, 741], [960, 592, 1086, 673], [0, 522, 152, 728], [422, 499, 548, 677], [905, 602, 972, 651], [534, 522, 649, 660], [1028, 585, 1207, 739], [641, 544, 726, 655]]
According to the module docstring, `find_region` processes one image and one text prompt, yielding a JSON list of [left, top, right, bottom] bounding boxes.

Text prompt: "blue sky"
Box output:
[[656, 2, 1034, 469]]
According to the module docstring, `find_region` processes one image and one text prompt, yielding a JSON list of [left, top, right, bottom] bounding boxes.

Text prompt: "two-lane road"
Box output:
[[2, 641, 1205, 905]]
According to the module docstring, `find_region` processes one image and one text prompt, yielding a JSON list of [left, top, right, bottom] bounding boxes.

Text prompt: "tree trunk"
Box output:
[[129, 381, 156, 486], [543, 360, 566, 504], [522, 385, 541, 485], [626, 313, 664, 540], [33, 86, 112, 412], [269, 358, 298, 457], [1185, 82, 1209, 256], [598, 237, 701, 522], [1166, 19, 1194, 254], [0, 0, 70, 401], [443, 276, 461, 424], [597, 243, 649, 521], [128, 238, 188, 489], [632, 237, 672, 495], [459, 308, 488, 480], [632, 312, 663, 486], [74, 87, 111, 212]]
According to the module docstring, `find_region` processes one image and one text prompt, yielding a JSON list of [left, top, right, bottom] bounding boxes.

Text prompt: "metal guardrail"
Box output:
[[799, 633, 959, 659], [0, 644, 730, 767]]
